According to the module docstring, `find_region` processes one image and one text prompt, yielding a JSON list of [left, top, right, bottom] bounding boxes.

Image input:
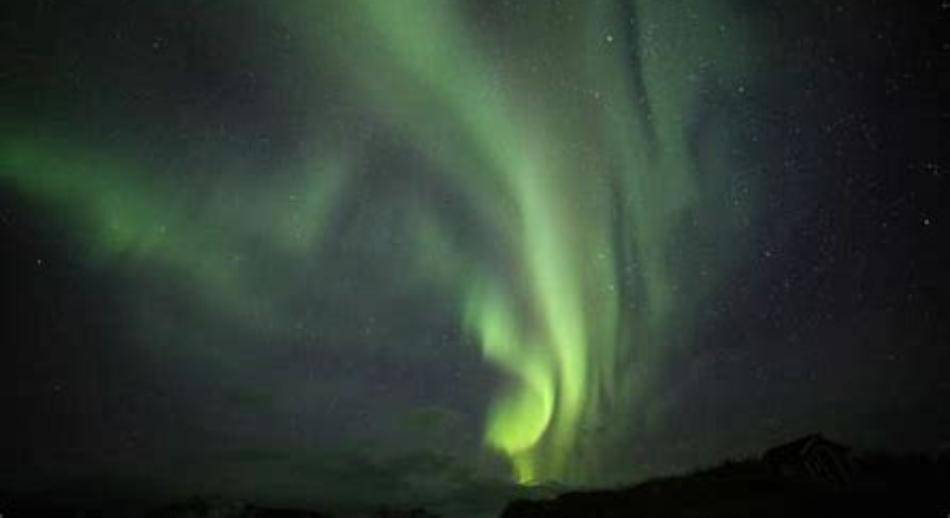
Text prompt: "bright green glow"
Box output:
[[466, 283, 554, 460], [0, 139, 346, 322], [1, 0, 761, 487], [287, 0, 757, 484]]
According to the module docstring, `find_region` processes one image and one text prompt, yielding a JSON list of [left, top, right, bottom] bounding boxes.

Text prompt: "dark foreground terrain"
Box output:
[[5, 436, 949, 517], [503, 455, 950, 517], [503, 434, 950, 517]]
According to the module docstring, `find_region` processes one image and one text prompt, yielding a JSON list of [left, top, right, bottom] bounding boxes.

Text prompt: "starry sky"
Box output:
[[1, 0, 947, 515]]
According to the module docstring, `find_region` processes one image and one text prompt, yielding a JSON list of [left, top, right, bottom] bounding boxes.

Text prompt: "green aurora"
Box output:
[[1, 0, 764, 486]]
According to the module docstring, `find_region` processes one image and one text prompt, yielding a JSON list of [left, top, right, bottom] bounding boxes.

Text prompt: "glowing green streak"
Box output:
[[288, 0, 756, 484], [1, 0, 760, 487], [465, 284, 554, 466], [301, 1, 609, 482], [0, 139, 345, 322]]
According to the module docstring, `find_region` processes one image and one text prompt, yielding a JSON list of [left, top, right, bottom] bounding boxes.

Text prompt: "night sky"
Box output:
[[1, 0, 947, 515]]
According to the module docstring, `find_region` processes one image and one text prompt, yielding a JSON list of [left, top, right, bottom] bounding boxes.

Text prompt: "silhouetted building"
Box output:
[[763, 434, 853, 486]]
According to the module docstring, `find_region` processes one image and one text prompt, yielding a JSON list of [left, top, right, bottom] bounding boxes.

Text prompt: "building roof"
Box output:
[[763, 434, 850, 464]]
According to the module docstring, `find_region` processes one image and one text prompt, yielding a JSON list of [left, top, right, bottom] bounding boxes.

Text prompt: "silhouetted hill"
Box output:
[[502, 437, 950, 517], [4, 437, 948, 517]]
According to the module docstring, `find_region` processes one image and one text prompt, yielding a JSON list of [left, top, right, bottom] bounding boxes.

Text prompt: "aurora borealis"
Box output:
[[297, 0, 760, 483], [2, 0, 947, 515]]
